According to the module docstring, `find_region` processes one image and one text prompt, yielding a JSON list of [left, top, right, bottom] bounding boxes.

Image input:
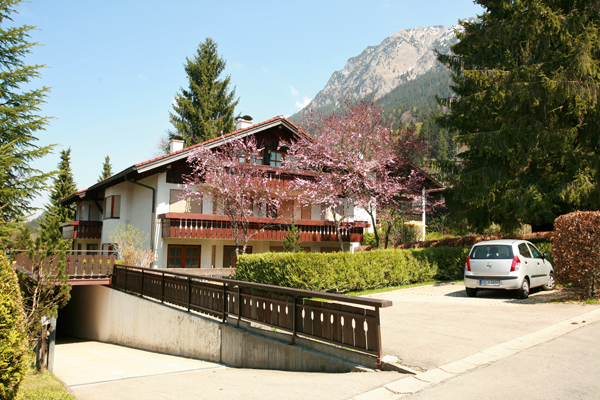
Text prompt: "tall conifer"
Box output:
[[437, 0, 600, 232], [98, 155, 113, 182], [37, 149, 76, 247], [0, 0, 53, 246], [169, 38, 239, 147]]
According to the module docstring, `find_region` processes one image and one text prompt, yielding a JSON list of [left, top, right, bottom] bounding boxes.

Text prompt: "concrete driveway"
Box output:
[[374, 282, 598, 371], [53, 284, 600, 400]]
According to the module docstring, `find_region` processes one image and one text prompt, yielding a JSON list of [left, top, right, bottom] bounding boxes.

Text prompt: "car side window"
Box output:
[[518, 243, 532, 258], [527, 244, 543, 259]]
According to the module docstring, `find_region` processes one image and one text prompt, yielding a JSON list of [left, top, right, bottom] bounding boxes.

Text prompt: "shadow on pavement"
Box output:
[[444, 286, 571, 304]]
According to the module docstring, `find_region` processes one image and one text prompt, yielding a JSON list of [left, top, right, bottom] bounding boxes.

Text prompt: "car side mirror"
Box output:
[[543, 253, 549, 259]]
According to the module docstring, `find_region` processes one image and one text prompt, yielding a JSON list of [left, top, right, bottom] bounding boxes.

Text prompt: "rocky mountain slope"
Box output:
[[294, 23, 462, 118]]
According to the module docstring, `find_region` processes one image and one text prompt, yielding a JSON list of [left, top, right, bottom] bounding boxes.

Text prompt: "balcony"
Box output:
[[159, 213, 367, 243], [61, 220, 103, 240]]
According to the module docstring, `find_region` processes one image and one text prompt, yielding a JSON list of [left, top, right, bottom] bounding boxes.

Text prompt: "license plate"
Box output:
[[480, 280, 500, 286]]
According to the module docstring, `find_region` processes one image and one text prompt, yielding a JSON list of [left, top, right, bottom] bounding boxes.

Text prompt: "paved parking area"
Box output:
[[373, 283, 598, 370], [53, 284, 600, 399]]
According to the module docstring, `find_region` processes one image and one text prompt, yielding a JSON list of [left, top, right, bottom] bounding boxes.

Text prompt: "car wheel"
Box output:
[[517, 279, 530, 299], [466, 288, 478, 297], [543, 273, 556, 291]]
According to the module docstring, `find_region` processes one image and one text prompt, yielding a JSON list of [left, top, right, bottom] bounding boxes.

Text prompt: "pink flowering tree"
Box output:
[[184, 135, 288, 256], [283, 98, 432, 250]]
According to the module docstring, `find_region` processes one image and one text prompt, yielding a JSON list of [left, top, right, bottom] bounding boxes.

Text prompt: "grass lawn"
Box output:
[[17, 369, 75, 400], [344, 280, 461, 297]]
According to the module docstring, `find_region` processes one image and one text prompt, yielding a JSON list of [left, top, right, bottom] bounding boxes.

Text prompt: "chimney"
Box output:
[[236, 115, 253, 130], [169, 136, 184, 153]]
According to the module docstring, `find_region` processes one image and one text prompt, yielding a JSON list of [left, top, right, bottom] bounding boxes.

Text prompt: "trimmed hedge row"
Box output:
[[235, 247, 469, 293], [554, 211, 600, 299]]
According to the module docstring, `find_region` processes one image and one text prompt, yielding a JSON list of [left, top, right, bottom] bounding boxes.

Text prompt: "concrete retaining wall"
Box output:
[[59, 285, 371, 372]]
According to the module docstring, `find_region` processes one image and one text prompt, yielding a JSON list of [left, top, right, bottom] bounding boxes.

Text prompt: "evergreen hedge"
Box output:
[[236, 247, 469, 293], [1, 254, 30, 399]]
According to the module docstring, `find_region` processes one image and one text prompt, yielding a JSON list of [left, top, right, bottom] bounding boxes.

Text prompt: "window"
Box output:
[[223, 246, 251, 268], [470, 245, 514, 260], [518, 243, 532, 258], [239, 150, 263, 165], [267, 150, 284, 167], [168, 245, 201, 268], [86, 244, 98, 255], [104, 195, 121, 219], [527, 244, 543, 259]]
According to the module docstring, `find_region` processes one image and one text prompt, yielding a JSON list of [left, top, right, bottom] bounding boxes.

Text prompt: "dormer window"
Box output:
[[268, 150, 284, 167]]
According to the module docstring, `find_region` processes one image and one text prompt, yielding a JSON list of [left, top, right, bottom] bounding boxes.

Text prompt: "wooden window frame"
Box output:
[[104, 195, 121, 219], [167, 245, 201, 268], [268, 150, 284, 167]]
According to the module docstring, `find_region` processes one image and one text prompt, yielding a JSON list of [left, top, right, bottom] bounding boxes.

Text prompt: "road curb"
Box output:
[[349, 307, 600, 399]]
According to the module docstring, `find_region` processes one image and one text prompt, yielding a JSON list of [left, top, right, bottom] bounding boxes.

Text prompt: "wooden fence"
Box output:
[[112, 264, 392, 363], [11, 250, 116, 281]]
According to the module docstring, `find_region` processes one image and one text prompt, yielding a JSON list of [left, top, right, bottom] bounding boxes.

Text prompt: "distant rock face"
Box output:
[[305, 24, 461, 110]]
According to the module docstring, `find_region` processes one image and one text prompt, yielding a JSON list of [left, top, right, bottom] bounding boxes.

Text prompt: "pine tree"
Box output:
[[283, 219, 303, 253], [37, 149, 77, 248], [437, 0, 600, 232], [98, 155, 113, 182], [169, 37, 239, 148], [0, 0, 54, 247]]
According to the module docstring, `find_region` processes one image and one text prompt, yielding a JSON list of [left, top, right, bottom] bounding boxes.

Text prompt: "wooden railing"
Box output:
[[60, 220, 103, 240], [112, 264, 392, 363], [11, 250, 116, 284], [161, 217, 365, 243]]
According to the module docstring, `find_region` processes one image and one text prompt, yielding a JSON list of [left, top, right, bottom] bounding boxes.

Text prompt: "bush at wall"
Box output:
[[0, 254, 30, 399], [235, 247, 469, 293], [553, 211, 600, 299]]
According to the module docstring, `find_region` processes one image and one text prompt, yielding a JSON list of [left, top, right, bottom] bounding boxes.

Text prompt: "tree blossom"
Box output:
[[283, 98, 433, 249], [184, 135, 289, 256]]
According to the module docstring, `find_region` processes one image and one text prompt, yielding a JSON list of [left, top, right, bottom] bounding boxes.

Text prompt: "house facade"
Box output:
[[61, 117, 371, 269]]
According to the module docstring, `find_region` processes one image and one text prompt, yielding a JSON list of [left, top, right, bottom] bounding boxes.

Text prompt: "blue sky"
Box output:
[[13, 0, 483, 213]]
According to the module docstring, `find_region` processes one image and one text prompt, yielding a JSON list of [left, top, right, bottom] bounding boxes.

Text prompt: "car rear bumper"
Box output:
[[464, 274, 522, 290]]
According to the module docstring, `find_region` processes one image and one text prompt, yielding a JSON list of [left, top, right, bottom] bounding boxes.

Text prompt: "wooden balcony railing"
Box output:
[[11, 250, 116, 285], [112, 264, 392, 364], [60, 220, 103, 240], [160, 214, 367, 243]]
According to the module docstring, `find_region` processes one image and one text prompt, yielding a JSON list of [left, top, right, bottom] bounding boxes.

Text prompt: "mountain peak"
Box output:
[[298, 23, 460, 114]]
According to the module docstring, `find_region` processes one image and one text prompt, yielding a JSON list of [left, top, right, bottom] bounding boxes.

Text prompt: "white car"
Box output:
[[464, 239, 556, 299]]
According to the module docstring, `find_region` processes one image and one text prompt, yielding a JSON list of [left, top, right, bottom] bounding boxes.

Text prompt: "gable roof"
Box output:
[[61, 116, 305, 204]]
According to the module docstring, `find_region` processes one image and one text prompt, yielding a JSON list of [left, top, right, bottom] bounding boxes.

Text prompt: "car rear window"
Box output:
[[470, 245, 514, 260]]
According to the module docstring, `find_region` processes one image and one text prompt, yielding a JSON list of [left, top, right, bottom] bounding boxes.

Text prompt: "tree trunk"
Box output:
[[367, 209, 379, 248]]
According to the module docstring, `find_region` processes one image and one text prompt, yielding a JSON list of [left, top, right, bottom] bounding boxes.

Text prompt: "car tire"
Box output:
[[517, 279, 530, 299], [466, 288, 478, 297], [543, 273, 556, 291]]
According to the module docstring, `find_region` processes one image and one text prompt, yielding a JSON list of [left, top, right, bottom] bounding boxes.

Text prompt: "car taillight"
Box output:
[[465, 257, 471, 271], [510, 255, 521, 272]]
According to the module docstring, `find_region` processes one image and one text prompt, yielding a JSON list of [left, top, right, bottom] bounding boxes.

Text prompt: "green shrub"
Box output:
[[236, 247, 469, 293], [1, 254, 30, 400], [361, 232, 377, 246]]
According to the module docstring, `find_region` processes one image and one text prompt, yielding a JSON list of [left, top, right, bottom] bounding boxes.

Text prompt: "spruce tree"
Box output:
[[37, 149, 77, 248], [98, 155, 113, 182], [282, 219, 303, 253], [437, 0, 600, 232], [0, 0, 53, 247], [168, 38, 239, 148]]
